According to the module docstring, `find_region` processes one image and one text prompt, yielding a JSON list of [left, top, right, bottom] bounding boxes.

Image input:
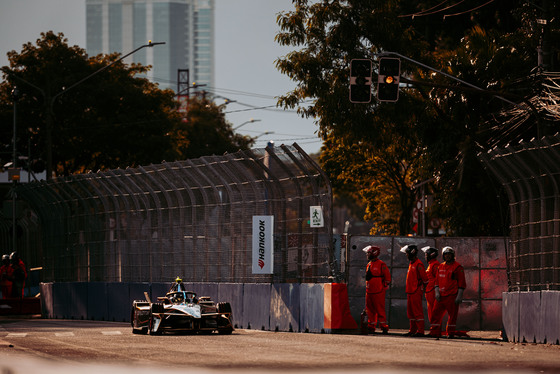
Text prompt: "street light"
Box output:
[[234, 118, 261, 130], [3, 41, 166, 179], [11, 87, 20, 254], [253, 131, 275, 140]]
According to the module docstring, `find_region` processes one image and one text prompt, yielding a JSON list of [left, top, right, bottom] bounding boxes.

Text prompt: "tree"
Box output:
[[275, 0, 558, 236], [174, 97, 254, 159], [1, 32, 251, 178]]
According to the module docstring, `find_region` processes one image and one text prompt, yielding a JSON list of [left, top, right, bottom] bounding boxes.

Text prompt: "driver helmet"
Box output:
[[362, 245, 380, 257]]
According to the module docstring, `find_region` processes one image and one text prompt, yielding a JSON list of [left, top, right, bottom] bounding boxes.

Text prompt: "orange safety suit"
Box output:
[[424, 258, 440, 322], [365, 258, 391, 332], [10, 259, 27, 298], [0, 264, 14, 299], [406, 258, 428, 334], [429, 260, 466, 337]]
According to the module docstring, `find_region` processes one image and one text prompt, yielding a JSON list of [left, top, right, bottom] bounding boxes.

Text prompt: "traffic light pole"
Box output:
[[376, 51, 517, 106], [375, 51, 541, 136]]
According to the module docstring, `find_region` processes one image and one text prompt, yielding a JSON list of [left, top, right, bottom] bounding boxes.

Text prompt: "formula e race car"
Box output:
[[131, 277, 233, 335]]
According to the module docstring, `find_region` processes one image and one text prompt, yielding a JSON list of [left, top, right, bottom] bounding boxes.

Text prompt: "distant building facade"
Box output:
[[86, 0, 214, 92]]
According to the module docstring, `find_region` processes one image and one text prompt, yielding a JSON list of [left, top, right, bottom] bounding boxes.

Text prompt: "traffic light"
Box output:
[[349, 59, 372, 103], [377, 57, 401, 102]]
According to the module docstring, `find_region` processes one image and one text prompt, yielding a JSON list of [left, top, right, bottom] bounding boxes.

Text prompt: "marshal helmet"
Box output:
[[362, 245, 381, 257], [442, 246, 455, 255], [421, 246, 439, 261], [442, 246, 455, 261], [400, 244, 418, 257]]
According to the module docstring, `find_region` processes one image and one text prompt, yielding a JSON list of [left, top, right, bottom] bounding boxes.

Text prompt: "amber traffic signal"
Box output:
[[377, 57, 401, 102]]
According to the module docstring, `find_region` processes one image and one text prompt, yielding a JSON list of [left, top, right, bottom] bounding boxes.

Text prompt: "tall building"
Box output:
[[86, 0, 214, 92]]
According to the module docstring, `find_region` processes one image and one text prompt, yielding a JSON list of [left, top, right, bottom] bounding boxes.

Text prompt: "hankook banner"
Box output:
[[252, 215, 274, 274]]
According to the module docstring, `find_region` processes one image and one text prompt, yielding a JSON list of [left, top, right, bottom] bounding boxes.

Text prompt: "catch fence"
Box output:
[[12, 144, 336, 284], [479, 134, 560, 291]]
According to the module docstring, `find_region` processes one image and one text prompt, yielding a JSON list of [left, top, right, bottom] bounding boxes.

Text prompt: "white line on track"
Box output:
[[55, 332, 75, 337], [101, 331, 122, 336], [7, 333, 27, 337]]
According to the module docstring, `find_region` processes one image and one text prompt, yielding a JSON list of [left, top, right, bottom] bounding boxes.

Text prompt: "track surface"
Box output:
[[0, 318, 559, 373]]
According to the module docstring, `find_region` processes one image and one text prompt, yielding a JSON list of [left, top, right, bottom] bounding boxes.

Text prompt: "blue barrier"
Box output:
[[87, 282, 107, 321], [241, 283, 271, 330], [300, 283, 324, 333], [39, 283, 53, 318], [502, 292, 519, 342], [218, 283, 244, 328], [39, 282, 336, 333], [270, 283, 300, 332], [52, 282, 88, 320], [106, 282, 130, 322], [541, 291, 560, 344], [519, 292, 541, 343], [502, 291, 560, 344]]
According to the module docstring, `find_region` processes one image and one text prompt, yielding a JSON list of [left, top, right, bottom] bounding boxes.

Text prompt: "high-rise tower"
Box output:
[[86, 0, 214, 92]]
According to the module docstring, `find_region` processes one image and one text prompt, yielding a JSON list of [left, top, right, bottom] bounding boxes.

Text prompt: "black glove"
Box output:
[[365, 269, 373, 281]]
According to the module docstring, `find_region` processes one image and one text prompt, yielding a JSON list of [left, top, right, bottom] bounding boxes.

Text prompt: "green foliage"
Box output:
[[174, 97, 254, 159], [1, 32, 250, 177], [276, 0, 559, 236]]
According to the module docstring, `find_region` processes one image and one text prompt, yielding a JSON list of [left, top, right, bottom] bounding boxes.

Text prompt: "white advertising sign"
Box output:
[[310, 206, 324, 228], [252, 215, 274, 274]]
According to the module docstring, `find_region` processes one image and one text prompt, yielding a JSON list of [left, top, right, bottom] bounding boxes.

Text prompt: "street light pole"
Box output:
[[3, 41, 165, 180], [44, 41, 165, 179], [234, 118, 261, 130], [11, 87, 20, 253]]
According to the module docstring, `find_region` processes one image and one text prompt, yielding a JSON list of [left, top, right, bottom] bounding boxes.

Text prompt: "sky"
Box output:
[[0, 0, 322, 155]]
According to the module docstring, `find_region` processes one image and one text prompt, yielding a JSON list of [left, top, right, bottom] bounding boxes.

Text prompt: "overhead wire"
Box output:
[[443, 0, 495, 18], [399, 0, 466, 18]]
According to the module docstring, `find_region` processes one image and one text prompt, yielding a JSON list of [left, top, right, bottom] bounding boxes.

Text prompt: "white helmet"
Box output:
[[363, 245, 380, 257], [421, 246, 439, 261], [400, 244, 418, 256], [442, 246, 455, 255]]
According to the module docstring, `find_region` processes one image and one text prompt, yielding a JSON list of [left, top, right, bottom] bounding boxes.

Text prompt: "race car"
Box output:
[[131, 277, 234, 335]]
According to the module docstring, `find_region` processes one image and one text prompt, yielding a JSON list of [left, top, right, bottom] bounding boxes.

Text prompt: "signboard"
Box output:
[[310, 206, 324, 228], [252, 215, 274, 274]]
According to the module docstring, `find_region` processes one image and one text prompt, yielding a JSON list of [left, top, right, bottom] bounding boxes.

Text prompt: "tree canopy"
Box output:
[[275, 0, 559, 236], [1, 32, 251, 178]]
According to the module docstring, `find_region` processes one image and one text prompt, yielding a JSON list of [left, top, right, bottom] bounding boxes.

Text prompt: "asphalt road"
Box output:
[[0, 318, 559, 374]]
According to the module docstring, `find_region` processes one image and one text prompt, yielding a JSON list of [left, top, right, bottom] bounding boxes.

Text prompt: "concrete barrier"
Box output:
[[541, 291, 560, 344], [502, 292, 519, 342], [87, 282, 108, 321], [218, 283, 244, 328], [40, 283, 53, 318], [241, 283, 271, 330], [53, 282, 87, 320], [270, 283, 300, 332], [300, 283, 324, 333], [39, 282, 364, 335], [323, 283, 358, 331], [106, 282, 130, 322], [519, 292, 541, 343], [502, 291, 560, 344]]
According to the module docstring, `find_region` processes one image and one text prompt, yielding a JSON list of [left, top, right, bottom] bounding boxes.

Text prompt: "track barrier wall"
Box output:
[[502, 291, 560, 344], [40, 282, 334, 333]]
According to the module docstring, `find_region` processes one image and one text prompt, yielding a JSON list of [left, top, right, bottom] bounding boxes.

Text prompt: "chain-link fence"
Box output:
[[479, 134, 560, 291], [10, 144, 335, 284]]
